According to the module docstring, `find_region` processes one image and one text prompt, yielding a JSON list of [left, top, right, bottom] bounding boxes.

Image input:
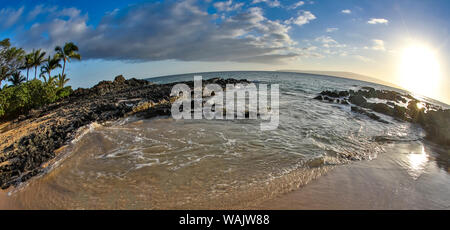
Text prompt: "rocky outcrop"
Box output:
[[349, 95, 367, 106], [0, 76, 249, 189], [350, 106, 389, 124], [314, 87, 450, 147]]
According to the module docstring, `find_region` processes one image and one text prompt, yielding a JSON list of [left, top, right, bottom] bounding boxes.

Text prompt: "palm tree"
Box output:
[[0, 44, 25, 88], [8, 71, 26, 86], [40, 55, 61, 81], [23, 53, 34, 81], [31, 49, 46, 80], [0, 66, 9, 89], [43, 75, 57, 86], [55, 42, 81, 76], [56, 73, 70, 88]]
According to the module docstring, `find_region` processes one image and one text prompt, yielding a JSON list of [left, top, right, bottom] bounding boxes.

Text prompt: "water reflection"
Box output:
[[406, 145, 429, 179]]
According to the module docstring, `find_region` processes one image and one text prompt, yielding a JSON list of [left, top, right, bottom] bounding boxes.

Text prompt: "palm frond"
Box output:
[[57, 73, 70, 88], [8, 72, 26, 86]]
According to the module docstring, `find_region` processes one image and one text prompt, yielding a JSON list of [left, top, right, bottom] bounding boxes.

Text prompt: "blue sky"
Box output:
[[1, 0, 449, 103]]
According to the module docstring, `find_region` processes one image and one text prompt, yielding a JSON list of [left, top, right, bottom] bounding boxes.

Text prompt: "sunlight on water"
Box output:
[[406, 145, 429, 179], [416, 102, 425, 110]]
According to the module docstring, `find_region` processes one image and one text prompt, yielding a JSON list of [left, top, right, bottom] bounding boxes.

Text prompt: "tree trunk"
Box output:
[[34, 66, 37, 79], [62, 59, 66, 76], [26, 68, 29, 81]]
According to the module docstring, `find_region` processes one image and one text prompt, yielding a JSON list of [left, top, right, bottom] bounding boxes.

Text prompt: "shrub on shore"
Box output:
[[0, 38, 80, 120], [0, 79, 72, 119]]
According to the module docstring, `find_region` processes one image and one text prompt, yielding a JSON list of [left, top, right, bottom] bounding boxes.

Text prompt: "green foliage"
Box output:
[[40, 55, 61, 80], [0, 39, 79, 120], [42, 75, 57, 85], [0, 79, 72, 120], [31, 49, 46, 79], [8, 71, 26, 86], [0, 39, 25, 87], [0, 38, 11, 47], [57, 73, 70, 88], [23, 53, 34, 81], [57, 86, 73, 98], [55, 42, 81, 76]]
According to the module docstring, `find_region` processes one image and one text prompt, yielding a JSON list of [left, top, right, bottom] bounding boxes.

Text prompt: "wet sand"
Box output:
[[1, 141, 449, 209], [258, 142, 450, 209], [0, 190, 21, 209]]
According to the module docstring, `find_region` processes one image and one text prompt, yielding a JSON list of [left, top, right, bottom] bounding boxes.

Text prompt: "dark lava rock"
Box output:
[[319, 90, 349, 98], [351, 106, 389, 124], [370, 103, 393, 116], [314, 85, 450, 147], [340, 100, 349, 105], [421, 109, 450, 146], [361, 86, 375, 91], [313, 95, 323, 100], [320, 90, 340, 98], [324, 96, 334, 102], [338, 91, 349, 97], [386, 101, 395, 106], [349, 94, 367, 106], [113, 75, 126, 84], [358, 88, 406, 103], [393, 105, 407, 120], [28, 109, 41, 118]]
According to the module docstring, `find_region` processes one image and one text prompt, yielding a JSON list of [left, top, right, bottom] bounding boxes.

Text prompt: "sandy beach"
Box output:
[[258, 141, 449, 210], [1, 140, 448, 210]]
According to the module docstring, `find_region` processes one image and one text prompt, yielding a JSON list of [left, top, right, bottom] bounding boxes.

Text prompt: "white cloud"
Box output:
[[214, 0, 244, 12], [314, 35, 346, 49], [339, 51, 348, 57], [289, 1, 305, 9], [285, 11, 316, 27], [371, 39, 385, 51], [0, 6, 24, 29], [27, 5, 44, 20], [326, 27, 338, 32], [17, 1, 301, 64], [27, 5, 57, 21], [252, 0, 281, 8], [354, 55, 374, 63], [315, 36, 337, 44], [341, 9, 351, 14], [18, 7, 90, 50], [367, 18, 389, 24]]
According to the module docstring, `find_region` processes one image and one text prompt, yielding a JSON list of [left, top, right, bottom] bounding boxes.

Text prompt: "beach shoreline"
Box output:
[[257, 141, 449, 210], [1, 141, 448, 209], [0, 76, 250, 190]]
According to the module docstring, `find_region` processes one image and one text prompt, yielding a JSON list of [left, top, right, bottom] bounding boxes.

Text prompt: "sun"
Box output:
[[398, 43, 441, 98]]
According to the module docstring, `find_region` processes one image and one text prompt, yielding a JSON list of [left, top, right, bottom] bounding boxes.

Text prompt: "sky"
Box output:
[[1, 0, 449, 103]]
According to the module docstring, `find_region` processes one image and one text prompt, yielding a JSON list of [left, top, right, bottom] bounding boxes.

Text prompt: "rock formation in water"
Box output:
[[314, 87, 450, 147]]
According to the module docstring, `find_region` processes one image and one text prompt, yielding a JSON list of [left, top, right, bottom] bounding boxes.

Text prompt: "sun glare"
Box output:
[[398, 43, 441, 98]]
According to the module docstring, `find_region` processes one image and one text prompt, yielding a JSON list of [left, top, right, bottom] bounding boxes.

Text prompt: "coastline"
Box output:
[[0, 76, 249, 189], [1, 74, 449, 209], [257, 141, 450, 210], [1, 140, 448, 209]]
